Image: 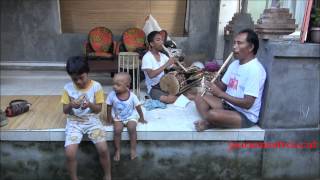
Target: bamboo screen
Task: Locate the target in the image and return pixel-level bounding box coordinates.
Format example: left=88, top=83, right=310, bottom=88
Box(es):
left=60, top=0, right=187, bottom=36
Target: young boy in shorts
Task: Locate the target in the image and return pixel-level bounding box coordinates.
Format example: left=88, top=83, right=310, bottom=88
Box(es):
left=106, top=72, right=147, bottom=161
left=61, top=56, right=111, bottom=180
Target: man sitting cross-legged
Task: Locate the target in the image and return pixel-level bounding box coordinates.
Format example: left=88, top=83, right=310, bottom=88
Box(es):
left=194, top=29, right=266, bottom=131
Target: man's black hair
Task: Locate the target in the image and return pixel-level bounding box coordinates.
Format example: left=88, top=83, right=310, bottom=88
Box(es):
left=66, top=56, right=90, bottom=75
left=147, top=31, right=161, bottom=44
left=239, top=28, right=259, bottom=55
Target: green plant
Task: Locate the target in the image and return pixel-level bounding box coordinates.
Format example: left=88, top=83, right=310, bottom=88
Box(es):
left=311, top=7, right=320, bottom=27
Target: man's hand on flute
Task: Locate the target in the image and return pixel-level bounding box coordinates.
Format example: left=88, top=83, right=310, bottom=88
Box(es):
left=205, top=81, right=224, bottom=98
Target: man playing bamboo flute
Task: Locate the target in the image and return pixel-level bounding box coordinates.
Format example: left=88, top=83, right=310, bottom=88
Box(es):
left=194, top=29, right=266, bottom=130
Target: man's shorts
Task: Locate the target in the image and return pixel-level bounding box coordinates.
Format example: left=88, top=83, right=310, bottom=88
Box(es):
left=149, top=83, right=168, bottom=100
left=222, top=101, right=256, bottom=128
left=65, top=115, right=106, bottom=147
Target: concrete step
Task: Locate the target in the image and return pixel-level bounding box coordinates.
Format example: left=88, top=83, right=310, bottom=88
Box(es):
left=0, top=61, right=66, bottom=71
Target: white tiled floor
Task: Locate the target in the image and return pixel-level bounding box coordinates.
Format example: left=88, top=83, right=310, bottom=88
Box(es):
left=0, top=69, right=265, bottom=141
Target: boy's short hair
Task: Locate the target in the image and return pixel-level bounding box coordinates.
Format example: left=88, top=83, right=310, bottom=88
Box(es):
left=66, top=56, right=90, bottom=75
left=147, top=31, right=161, bottom=44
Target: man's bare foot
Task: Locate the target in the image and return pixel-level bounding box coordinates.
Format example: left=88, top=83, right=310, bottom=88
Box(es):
left=130, top=150, right=137, bottom=160
left=113, top=150, right=120, bottom=161
left=194, top=120, right=210, bottom=132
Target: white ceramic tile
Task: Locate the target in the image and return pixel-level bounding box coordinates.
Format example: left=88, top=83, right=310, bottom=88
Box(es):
left=143, top=102, right=200, bottom=132
left=136, top=122, right=148, bottom=132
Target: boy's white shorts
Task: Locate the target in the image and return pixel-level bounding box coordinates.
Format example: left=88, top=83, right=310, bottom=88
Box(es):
left=64, top=115, right=106, bottom=147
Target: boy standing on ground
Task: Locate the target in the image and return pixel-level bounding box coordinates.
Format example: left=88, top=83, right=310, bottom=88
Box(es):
left=106, top=72, right=147, bottom=161
left=61, top=56, right=111, bottom=180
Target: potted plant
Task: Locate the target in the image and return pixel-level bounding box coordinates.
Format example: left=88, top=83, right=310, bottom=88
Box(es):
left=310, top=7, right=320, bottom=43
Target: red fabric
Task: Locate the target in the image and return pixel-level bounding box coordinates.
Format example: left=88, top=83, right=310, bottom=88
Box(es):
left=89, top=27, right=113, bottom=53
left=123, top=28, right=146, bottom=52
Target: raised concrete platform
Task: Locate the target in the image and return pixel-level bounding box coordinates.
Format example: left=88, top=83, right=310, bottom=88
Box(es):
left=0, top=125, right=264, bottom=141
left=0, top=69, right=265, bottom=142
left=0, top=102, right=264, bottom=141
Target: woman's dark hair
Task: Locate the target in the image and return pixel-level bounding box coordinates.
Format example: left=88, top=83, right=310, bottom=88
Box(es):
left=66, top=56, right=89, bottom=75
left=239, top=28, right=259, bottom=55
left=147, top=31, right=161, bottom=44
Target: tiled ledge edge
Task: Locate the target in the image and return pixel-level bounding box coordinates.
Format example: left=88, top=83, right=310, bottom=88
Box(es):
left=0, top=127, right=265, bottom=141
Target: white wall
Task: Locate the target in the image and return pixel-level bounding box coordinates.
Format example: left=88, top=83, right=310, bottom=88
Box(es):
left=214, top=0, right=238, bottom=60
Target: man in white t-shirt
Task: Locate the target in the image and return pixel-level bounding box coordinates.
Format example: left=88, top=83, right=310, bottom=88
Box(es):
left=141, top=31, right=177, bottom=104
left=194, top=29, right=266, bottom=131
